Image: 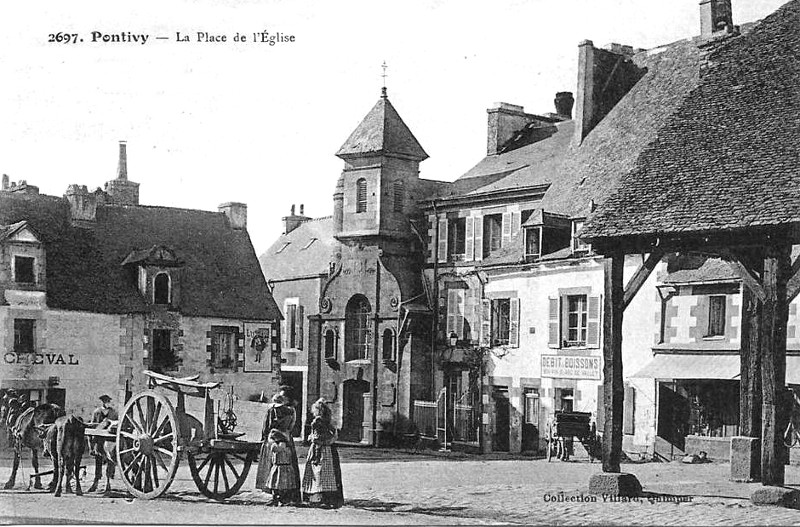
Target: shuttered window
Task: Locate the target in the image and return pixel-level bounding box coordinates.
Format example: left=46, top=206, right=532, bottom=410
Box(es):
left=446, top=289, right=465, bottom=340
left=548, top=294, right=600, bottom=348
left=707, top=295, right=726, bottom=337
left=447, top=218, right=467, bottom=260
left=356, top=178, right=367, bottom=213
left=393, top=181, right=404, bottom=213
left=483, top=214, right=503, bottom=256
left=481, top=297, right=520, bottom=348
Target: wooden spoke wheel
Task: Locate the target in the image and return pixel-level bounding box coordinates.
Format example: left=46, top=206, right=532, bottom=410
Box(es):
left=116, top=390, right=180, bottom=499
left=187, top=449, right=255, bottom=500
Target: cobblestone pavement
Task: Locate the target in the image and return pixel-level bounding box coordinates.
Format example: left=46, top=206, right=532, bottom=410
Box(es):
left=0, top=447, right=798, bottom=525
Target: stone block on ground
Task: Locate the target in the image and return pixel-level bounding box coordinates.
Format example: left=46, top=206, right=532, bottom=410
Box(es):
left=730, top=436, right=760, bottom=482
left=588, top=472, right=642, bottom=497
left=751, top=486, right=800, bottom=509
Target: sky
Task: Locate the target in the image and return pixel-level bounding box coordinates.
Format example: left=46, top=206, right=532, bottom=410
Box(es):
left=0, top=0, right=789, bottom=255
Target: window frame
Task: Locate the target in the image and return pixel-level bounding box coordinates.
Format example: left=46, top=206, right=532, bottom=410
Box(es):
left=13, top=318, right=35, bottom=353
left=345, top=295, right=371, bottom=361
left=491, top=298, right=511, bottom=346
left=523, top=389, right=540, bottom=425
left=356, top=178, right=368, bottom=213
left=152, top=328, right=174, bottom=370
left=447, top=217, right=467, bottom=261
left=565, top=294, right=588, bottom=348
left=381, top=328, right=396, bottom=362
left=483, top=214, right=503, bottom=257
left=211, top=326, right=238, bottom=370
left=323, top=329, right=337, bottom=361
left=572, top=219, right=590, bottom=253
left=286, top=303, right=298, bottom=349
left=13, top=256, right=35, bottom=284
left=706, top=295, right=727, bottom=337
left=154, top=272, right=171, bottom=305
left=524, top=226, right=542, bottom=261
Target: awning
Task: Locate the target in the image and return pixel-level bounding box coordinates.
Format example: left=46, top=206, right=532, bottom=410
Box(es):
left=0, top=379, right=50, bottom=390
left=632, top=354, right=800, bottom=385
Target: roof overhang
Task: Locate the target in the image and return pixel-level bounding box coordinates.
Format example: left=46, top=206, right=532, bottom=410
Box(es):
left=420, top=184, right=549, bottom=210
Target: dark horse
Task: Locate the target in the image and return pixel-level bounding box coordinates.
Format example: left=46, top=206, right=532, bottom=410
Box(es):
left=44, top=415, right=86, bottom=497
left=4, top=403, right=65, bottom=490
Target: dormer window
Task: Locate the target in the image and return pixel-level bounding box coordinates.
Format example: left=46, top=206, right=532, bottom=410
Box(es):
left=524, top=227, right=541, bottom=261
left=356, top=178, right=368, bottom=213
left=14, top=256, right=35, bottom=284
left=154, top=273, right=171, bottom=305
left=572, top=219, right=590, bottom=254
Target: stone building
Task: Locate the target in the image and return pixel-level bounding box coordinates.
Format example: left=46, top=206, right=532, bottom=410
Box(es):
left=0, top=142, right=283, bottom=419
left=261, top=90, right=441, bottom=444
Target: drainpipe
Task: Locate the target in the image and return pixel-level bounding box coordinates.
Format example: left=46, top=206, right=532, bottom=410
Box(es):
left=432, top=201, right=440, bottom=400
left=372, top=259, right=381, bottom=446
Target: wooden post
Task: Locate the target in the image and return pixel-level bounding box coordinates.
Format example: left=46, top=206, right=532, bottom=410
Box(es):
left=739, top=286, right=762, bottom=438
left=602, top=251, right=625, bottom=473
left=760, top=244, right=790, bottom=486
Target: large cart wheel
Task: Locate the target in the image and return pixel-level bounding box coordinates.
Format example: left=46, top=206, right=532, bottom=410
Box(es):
left=187, top=449, right=255, bottom=500
left=117, top=390, right=180, bottom=499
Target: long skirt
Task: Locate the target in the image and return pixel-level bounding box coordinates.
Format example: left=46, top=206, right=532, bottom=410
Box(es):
left=302, top=443, right=343, bottom=508
left=255, top=437, right=300, bottom=501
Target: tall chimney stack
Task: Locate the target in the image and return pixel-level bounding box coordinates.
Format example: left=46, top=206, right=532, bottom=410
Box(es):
left=117, top=140, right=128, bottom=180
left=282, top=203, right=312, bottom=235
left=104, top=140, right=140, bottom=205
left=486, top=103, right=539, bottom=156
left=219, top=202, right=248, bottom=230
left=700, top=0, right=733, bottom=38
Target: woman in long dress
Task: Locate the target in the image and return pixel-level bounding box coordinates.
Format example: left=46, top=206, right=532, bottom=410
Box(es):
left=302, top=398, right=344, bottom=508
left=255, top=393, right=301, bottom=504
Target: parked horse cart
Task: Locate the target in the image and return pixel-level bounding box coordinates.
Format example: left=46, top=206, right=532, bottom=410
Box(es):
left=545, top=411, right=600, bottom=462
left=84, top=370, right=261, bottom=500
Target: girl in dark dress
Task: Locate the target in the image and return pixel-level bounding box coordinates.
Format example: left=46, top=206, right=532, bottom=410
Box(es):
left=255, top=393, right=301, bottom=504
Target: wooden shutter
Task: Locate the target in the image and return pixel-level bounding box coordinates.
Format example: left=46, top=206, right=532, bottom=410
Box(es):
left=509, top=298, right=520, bottom=348
left=596, top=385, right=605, bottom=433
left=501, top=212, right=512, bottom=247
left=446, top=289, right=457, bottom=337
left=474, top=215, right=483, bottom=261
left=438, top=218, right=448, bottom=263
left=548, top=297, right=560, bottom=348
left=623, top=384, right=635, bottom=435
left=587, top=295, right=601, bottom=348
left=480, top=299, right=492, bottom=347
left=511, top=211, right=521, bottom=237
left=281, top=311, right=288, bottom=350
left=296, top=305, right=305, bottom=350
left=465, top=216, right=475, bottom=261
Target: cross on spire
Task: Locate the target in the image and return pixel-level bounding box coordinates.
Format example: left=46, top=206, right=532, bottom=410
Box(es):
left=381, top=61, right=388, bottom=98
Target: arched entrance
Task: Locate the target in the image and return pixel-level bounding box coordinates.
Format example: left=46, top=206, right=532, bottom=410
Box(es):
left=341, top=379, right=370, bottom=442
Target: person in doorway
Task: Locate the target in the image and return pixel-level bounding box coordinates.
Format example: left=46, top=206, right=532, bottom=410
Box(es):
left=302, top=398, right=344, bottom=508
left=255, top=391, right=300, bottom=504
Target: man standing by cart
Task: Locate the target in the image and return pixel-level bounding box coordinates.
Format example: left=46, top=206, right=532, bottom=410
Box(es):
left=88, top=394, right=118, bottom=494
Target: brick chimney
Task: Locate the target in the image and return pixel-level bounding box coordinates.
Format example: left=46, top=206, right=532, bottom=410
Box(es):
left=554, top=92, right=575, bottom=120
left=219, top=202, right=248, bottom=230
left=104, top=141, right=140, bottom=205
left=487, top=103, right=541, bottom=156
left=700, top=0, right=733, bottom=37
left=65, top=184, right=97, bottom=226
left=282, top=203, right=311, bottom=235
left=574, top=40, right=645, bottom=145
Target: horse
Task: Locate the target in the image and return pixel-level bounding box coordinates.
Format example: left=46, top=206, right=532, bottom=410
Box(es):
left=3, top=403, right=65, bottom=490
left=44, top=415, right=85, bottom=497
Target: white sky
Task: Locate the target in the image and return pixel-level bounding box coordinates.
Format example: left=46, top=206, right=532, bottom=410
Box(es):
left=0, top=0, right=788, bottom=255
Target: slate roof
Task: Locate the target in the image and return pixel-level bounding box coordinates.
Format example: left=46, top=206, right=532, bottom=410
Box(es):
left=0, top=191, right=281, bottom=320
left=583, top=0, right=800, bottom=239
left=259, top=217, right=334, bottom=281
left=432, top=121, right=574, bottom=200
left=336, top=92, right=428, bottom=161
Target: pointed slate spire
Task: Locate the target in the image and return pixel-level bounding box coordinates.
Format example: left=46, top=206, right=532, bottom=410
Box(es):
left=336, top=91, right=428, bottom=161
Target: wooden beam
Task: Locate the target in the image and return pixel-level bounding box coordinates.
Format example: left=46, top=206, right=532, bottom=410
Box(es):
left=760, top=244, right=791, bottom=487
left=623, top=250, right=665, bottom=310
left=602, top=250, right=625, bottom=473
left=719, top=250, right=766, bottom=302
left=739, top=286, right=762, bottom=442
left=786, top=255, right=800, bottom=302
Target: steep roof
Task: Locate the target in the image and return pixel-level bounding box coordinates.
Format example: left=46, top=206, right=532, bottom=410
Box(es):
left=336, top=92, right=429, bottom=161
left=544, top=38, right=705, bottom=219
left=0, top=191, right=281, bottom=320
left=259, top=217, right=334, bottom=281
left=583, top=0, right=800, bottom=239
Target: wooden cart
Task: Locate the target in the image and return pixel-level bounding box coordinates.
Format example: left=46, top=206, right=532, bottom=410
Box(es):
left=85, top=370, right=261, bottom=500
left=545, top=411, right=599, bottom=462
